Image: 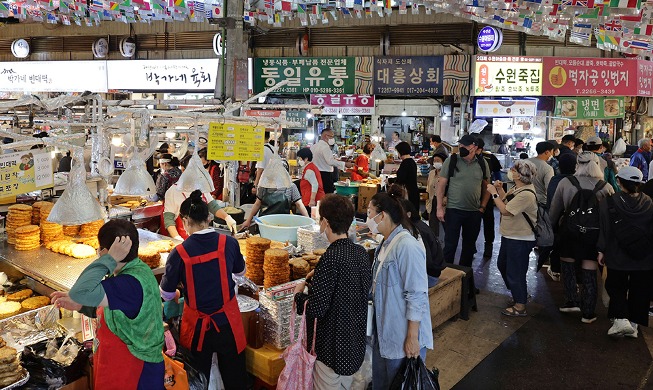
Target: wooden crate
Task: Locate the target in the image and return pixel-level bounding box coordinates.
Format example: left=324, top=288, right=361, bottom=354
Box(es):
left=428, top=267, right=465, bottom=329
left=245, top=344, right=285, bottom=385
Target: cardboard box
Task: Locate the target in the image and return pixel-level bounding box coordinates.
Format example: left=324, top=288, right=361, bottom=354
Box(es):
left=357, top=183, right=380, bottom=214
left=428, top=267, right=465, bottom=329
left=245, top=344, right=285, bottom=385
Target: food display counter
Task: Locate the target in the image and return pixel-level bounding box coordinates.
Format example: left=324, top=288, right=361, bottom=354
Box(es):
left=0, top=229, right=169, bottom=294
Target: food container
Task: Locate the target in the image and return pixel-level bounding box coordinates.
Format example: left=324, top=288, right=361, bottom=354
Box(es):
left=335, top=181, right=360, bottom=196
left=256, top=214, right=315, bottom=246
left=215, top=206, right=246, bottom=225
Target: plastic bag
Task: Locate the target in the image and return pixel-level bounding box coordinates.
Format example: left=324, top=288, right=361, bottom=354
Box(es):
left=350, top=342, right=372, bottom=390
left=613, top=137, right=627, bottom=156
left=468, top=119, right=488, bottom=134
left=164, top=353, right=189, bottom=389
left=171, top=353, right=208, bottom=390
left=21, top=337, right=90, bottom=390
left=389, top=357, right=440, bottom=390
left=370, top=142, right=387, bottom=162
left=259, top=155, right=292, bottom=189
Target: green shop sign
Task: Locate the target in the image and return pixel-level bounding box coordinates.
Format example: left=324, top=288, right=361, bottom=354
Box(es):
left=554, top=97, right=625, bottom=120
left=285, top=111, right=309, bottom=128
left=254, top=57, right=356, bottom=94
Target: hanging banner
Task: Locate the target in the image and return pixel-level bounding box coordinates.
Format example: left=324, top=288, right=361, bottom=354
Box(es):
left=475, top=99, right=538, bottom=117
left=107, top=59, right=219, bottom=92
left=554, top=97, right=625, bottom=120
left=254, top=57, right=355, bottom=94
left=310, top=94, right=375, bottom=115
left=0, top=60, right=107, bottom=93
left=474, top=56, right=543, bottom=96
left=373, top=56, right=444, bottom=96
left=0, top=151, right=53, bottom=197
left=542, top=57, right=636, bottom=96
left=207, top=122, right=266, bottom=161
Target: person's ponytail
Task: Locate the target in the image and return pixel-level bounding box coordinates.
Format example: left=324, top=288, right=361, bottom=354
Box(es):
left=180, top=189, right=210, bottom=224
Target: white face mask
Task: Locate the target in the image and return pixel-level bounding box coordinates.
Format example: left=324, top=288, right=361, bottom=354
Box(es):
left=433, top=162, right=443, bottom=170
left=320, top=220, right=329, bottom=242
left=507, top=170, right=515, bottom=182
left=298, top=159, right=305, bottom=167
left=328, top=138, right=335, bottom=146
left=366, top=212, right=381, bottom=235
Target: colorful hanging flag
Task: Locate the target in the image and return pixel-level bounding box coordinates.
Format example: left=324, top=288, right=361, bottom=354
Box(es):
left=353, top=0, right=362, bottom=10
left=411, top=4, right=419, bottom=14
left=399, top=0, right=406, bottom=13
left=341, top=7, right=351, bottom=17
left=312, top=4, right=320, bottom=14
left=634, top=23, right=653, bottom=35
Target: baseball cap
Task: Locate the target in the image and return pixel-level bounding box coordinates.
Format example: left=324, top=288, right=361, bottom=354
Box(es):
left=586, top=136, right=602, bottom=146
left=475, top=138, right=485, bottom=149
left=458, top=134, right=478, bottom=147
left=616, top=166, right=644, bottom=183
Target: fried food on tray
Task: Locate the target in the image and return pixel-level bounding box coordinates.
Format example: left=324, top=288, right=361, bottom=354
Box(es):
left=6, top=289, right=33, bottom=302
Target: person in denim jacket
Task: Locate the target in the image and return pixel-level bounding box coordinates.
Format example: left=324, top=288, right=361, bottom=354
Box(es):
left=367, top=192, right=433, bottom=389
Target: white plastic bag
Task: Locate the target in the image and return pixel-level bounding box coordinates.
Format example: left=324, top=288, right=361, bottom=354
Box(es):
left=468, top=119, right=489, bottom=134
left=370, top=143, right=386, bottom=163
left=208, top=353, right=225, bottom=390
left=612, top=137, right=627, bottom=156
left=350, top=342, right=372, bottom=390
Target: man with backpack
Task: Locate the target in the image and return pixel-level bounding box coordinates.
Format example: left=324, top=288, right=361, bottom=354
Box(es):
left=475, top=138, right=503, bottom=259
left=436, top=134, right=490, bottom=267
left=586, top=136, right=619, bottom=192
left=527, top=142, right=556, bottom=270
left=548, top=152, right=614, bottom=323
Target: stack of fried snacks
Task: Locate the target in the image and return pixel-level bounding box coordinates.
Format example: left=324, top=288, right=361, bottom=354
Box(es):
left=245, top=237, right=271, bottom=285
left=263, top=248, right=290, bottom=289
left=6, top=204, right=32, bottom=245
left=14, top=225, right=40, bottom=251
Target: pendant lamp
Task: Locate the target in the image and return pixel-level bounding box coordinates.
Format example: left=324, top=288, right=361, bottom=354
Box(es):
left=176, top=152, right=214, bottom=194
left=47, top=151, right=107, bottom=225
left=113, top=149, right=156, bottom=196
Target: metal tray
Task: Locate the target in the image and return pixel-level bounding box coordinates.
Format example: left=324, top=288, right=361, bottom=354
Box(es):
left=0, top=305, right=65, bottom=353
left=0, top=369, right=29, bottom=390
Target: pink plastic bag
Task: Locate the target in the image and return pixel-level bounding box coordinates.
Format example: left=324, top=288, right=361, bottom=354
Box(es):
left=277, top=300, right=317, bottom=390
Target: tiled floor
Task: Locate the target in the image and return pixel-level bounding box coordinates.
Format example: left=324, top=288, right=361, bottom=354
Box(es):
left=425, top=211, right=653, bottom=390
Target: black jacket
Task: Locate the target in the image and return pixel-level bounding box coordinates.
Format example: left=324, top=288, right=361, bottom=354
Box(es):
left=414, top=220, right=444, bottom=278
left=597, top=192, right=653, bottom=271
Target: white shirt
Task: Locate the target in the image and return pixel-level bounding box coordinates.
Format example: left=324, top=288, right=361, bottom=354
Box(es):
left=311, top=140, right=345, bottom=172
left=649, top=160, right=653, bottom=181
left=164, top=184, right=214, bottom=218
left=256, top=143, right=275, bottom=170
left=303, top=167, right=319, bottom=193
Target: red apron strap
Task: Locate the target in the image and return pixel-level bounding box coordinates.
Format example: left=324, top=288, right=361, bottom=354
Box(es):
left=216, top=235, right=229, bottom=300
left=176, top=243, right=197, bottom=309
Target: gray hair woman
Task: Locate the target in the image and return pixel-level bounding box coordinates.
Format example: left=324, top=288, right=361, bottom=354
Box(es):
left=549, top=151, right=614, bottom=323
left=486, top=160, right=538, bottom=316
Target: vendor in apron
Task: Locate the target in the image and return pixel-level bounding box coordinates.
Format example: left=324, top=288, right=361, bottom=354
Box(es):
left=241, top=185, right=310, bottom=228
left=162, top=183, right=237, bottom=240
left=160, top=190, right=247, bottom=389
left=51, top=220, right=165, bottom=389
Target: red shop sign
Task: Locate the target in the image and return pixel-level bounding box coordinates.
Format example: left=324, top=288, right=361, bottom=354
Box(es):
left=637, top=60, right=653, bottom=97
left=243, top=109, right=284, bottom=118
left=310, top=94, right=375, bottom=115
left=542, top=57, right=639, bottom=96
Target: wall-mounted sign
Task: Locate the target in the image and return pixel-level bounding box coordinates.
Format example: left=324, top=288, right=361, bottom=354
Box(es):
left=0, top=60, right=107, bottom=92
left=207, top=122, right=267, bottom=161
left=475, top=99, right=538, bottom=117
left=242, top=109, right=286, bottom=120
left=119, top=37, right=136, bottom=58
left=11, top=39, right=30, bottom=59
left=213, top=33, right=223, bottom=56
left=543, top=57, right=636, bottom=96
left=92, top=38, right=109, bottom=59
left=554, top=97, right=625, bottom=120
left=492, top=117, right=536, bottom=134
left=297, top=34, right=309, bottom=57
left=374, top=56, right=444, bottom=96
left=474, top=56, right=543, bottom=96
left=637, top=60, right=653, bottom=97
left=477, top=26, right=503, bottom=52
left=0, top=151, right=53, bottom=197
left=253, top=57, right=355, bottom=94
left=106, top=59, right=218, bottom=92
left=285, top=111, right=308, bottom=128
left=310, top=94, right=375, bottom=115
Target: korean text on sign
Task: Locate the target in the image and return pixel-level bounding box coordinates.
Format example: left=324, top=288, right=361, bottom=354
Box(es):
left=207, top=123, right=266, bottom=162
left=254, top=57, right=355, bottom=94
left=474, top=57, right=544, bottom=96
left=0, top=151, right=53, bottom=197
left=373, top=56, right=444, bottom=96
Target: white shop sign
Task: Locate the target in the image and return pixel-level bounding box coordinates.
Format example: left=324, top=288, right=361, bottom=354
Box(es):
left=0, top=60, right=107, bottom=93
left=106, top=59, right=219, bottom=91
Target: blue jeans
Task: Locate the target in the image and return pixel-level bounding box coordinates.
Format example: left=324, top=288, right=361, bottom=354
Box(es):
left=372, top=338, right=427, bottom=390
left=496, top=236, right=535, bottom=305
left=428, top=276, right=439, bottom=288
left=443, top=208, right=482, bottom=266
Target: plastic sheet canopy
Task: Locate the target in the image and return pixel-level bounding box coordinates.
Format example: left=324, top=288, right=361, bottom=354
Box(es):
left=113, top=153, right=156, bottom=196
left=47, top=153, right=106, bottom=225
left=176, top=152, right=214, bottom=194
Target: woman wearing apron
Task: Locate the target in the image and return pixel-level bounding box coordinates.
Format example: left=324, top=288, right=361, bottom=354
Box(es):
left=160, top=190, right=247, bottom=388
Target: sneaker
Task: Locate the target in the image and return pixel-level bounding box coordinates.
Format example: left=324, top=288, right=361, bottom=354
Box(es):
left=625, top=323, right=639, bottom=338
left=547, top=268, right=561, bottom=282
left=581, top=316, right=597, bottom=324
left=559, top=302, right=581, bottom=313
left=608, top=318, right=636, bottom=337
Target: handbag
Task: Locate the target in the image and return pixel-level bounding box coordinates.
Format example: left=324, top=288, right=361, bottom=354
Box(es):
left=163, top=353, right=189, bottom=390
left=277, top=300, right=318, bottom=390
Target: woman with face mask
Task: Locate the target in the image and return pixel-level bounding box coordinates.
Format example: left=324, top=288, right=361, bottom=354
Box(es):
left=351, top=142, right=375, bottom=181
left=367, top=192, right=433, bottom=389
left=426, top=153, right=447, bottom=240
left=293, top=194, right=371, bottom=389
left=297, top=147, right=325, bottom=208
left=486, top=160, right=538, bottom=317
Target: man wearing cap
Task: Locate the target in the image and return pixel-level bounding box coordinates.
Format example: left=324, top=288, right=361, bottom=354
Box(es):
left=311, top=128, right=353, bottom=194
left=430, top=135, right=449, bottom=158
left=586, top=136, right=619, bottom=192
left=436, top=134, right=490, bottom=267
left=475, top=138, right=503, bottom=258
left=629, top=138, right=651, bottom=180
left=527, top=142, right=556, bottom=205
left=558, top=134, right=578, bottom=170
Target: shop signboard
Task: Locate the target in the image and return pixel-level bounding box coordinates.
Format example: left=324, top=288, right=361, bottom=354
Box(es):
left=310, top=94, right=375, bottom=115
left=285, top=111, right=309, bottom=128
left=0, top=60, right=107, bottom=93
left=207, top=122, right=267, bottom=161
left=542, top=57, right=636, bottom=96
left=477, top=26, right=503, bottom=52
left=474, top=56, right=543, bottom=96
left=475, top=99, right=538, bottom=117
left=373, top=56, right=444, bottom=96
left=554, top=97, right=625, bottom=120
left=107, top=59, right=219, bottom=92
left=637, top=60, right=653, bottom=97
left=253, top=57, right=355, bottom=94
left=0, top=151, right=53, bottom=197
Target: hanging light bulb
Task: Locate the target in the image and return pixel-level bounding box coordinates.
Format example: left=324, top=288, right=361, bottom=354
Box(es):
left=305, top=132, right=315, bottom=141
left=337, top=113, right=343, bottom=119
left=306, top=113, right=313, bottom=119
left=165, top=131, right=176, bottom=139
left=401, top=110, right=407, bottom=117
left=177, top=152, right=215, bottom=194
left=111, top=135, right=122, bottom=147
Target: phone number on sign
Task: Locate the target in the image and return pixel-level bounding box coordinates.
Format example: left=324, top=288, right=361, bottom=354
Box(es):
left=577, top=89, right=617, bottom=95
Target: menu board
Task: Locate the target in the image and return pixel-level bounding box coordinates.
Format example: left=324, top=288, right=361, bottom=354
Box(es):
left=554, top=97, right=625, bottom=120
left=0, top=151, right=53, bottom=196
left=207, top=122, right=266, bottom=161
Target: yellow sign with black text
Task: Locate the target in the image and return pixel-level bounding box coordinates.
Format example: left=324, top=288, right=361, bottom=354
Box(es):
left=0, top=150, right=53, bottom=197
left=207, top=122, right=266, bottom=161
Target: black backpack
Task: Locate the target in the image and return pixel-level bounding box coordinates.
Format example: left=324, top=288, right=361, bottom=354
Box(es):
left=561, top=176, right=606, bottom=243
left=606, top=195, right=653, bottom=260
left=444, top=153, right=488, bottom=195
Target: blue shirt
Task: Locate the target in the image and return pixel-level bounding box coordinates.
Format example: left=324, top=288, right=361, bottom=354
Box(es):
left=630, top=150, right=650, bottom=179
left=372, top=225, right=433, bottom=359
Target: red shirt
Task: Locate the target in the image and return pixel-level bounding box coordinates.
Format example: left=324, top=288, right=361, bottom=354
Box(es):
left=351, top=154, right=369, bottom=181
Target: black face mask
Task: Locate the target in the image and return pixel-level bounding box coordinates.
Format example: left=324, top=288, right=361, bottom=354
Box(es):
left=459, top=147, right=470, bottom=158
left=204, top=163, right=210, bottom=169
left=269, top=140, right=276, bottom=147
